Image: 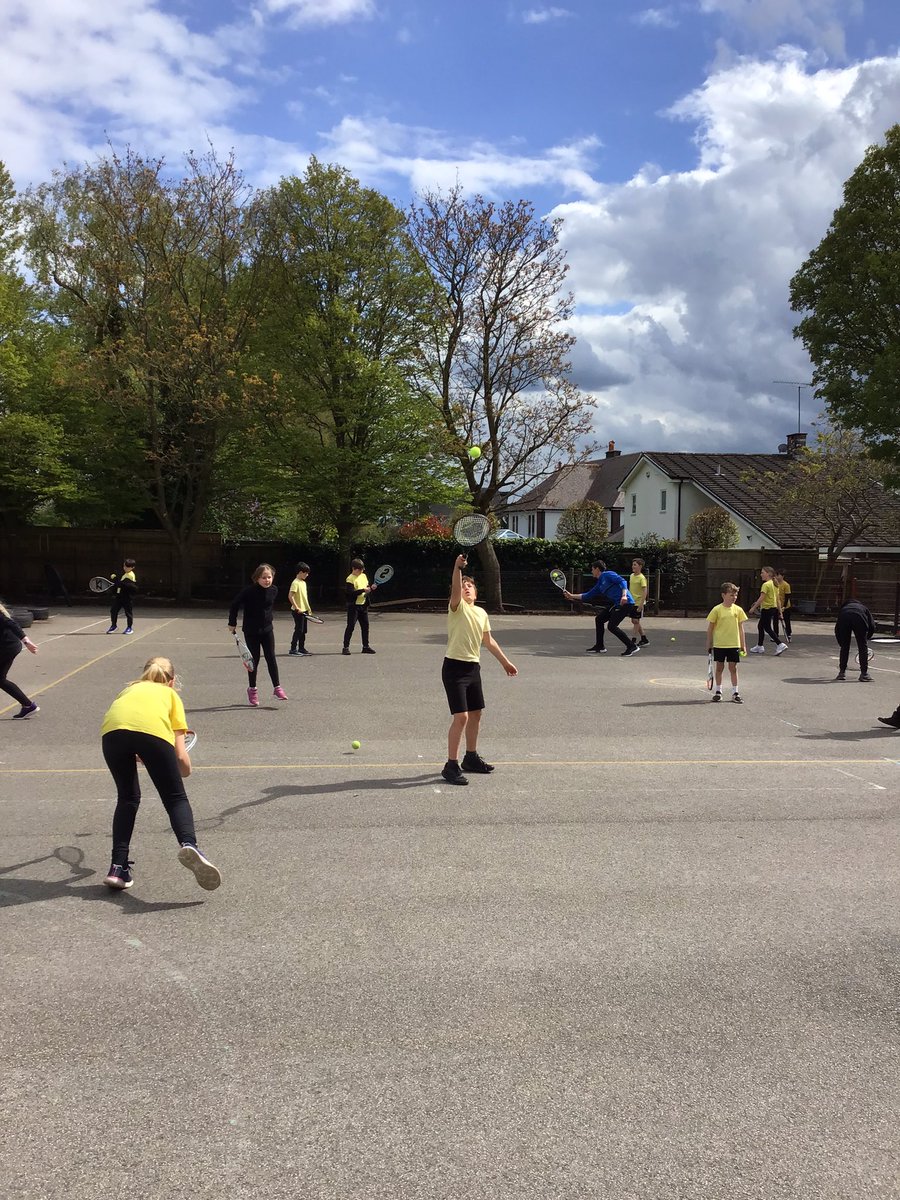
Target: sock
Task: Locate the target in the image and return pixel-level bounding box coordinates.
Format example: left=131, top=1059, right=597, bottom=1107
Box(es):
left=714, top=686, right=722, bottom=694
left=732, top=686, right=739, bottom=694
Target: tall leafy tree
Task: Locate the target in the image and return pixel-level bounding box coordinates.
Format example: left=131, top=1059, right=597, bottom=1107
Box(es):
left=408, top=185, right=597, bottom=608
left=791, top=124, right=900, bottom=480
left=25, top=149, right=271, bottom=597
left=257, top=159, right=458, bottom=575
left=684, top=506, right=739, bottom=550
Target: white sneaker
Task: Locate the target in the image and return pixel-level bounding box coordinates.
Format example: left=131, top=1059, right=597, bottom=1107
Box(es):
left=775, top=642, right=788, bottom=655
left=177, top=844, right=222, bottom=891
left=749, top=645, right=765, bottom=654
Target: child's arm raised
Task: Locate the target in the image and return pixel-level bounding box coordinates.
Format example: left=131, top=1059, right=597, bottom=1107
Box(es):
left=449, top=555, right=466, bottom=611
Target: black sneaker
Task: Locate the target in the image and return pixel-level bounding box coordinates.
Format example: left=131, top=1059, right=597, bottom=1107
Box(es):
left=104, top=861, right=134, bottom=889
left=711, top=692, right=722, bottom=702
left=361, top=646, right=376, bottom=654
left=177, top=844, right=222, bottom=891
left=342, top=647, right=351, bottom=656
left=622, top=643, right=640, bottom=656
left=461, top=751, right=494, bottom=774
left=585, top=645, right=603, bottom=653
left=835, top=671, right=845, bottom=681
left=859, top=673, right=873, bottom=682
left=298, top=650, right=312, bottom=657
left=289, top=649, right=300, bottom=656
left=12, top=702, right=39, bottom=719
left=732, top=693, right=743, bottom=703
left=639, top=636, right=650, bottom=646
left=441, top=761, right=469, bottom=786
left=877, top=715, right=900, bottom=729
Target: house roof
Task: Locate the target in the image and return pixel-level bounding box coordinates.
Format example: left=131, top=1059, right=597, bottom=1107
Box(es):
left=631, top=452, right=900, bottom=549
left=504, top=453, right=643, bottom=513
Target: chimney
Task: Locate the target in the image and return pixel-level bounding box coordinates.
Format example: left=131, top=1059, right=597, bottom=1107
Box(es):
left=784, top=432, right=807, bottom=458
left=605, top=440, right=621, bottom=458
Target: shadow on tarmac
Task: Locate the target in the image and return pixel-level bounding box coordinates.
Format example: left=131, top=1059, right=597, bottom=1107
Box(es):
left=195, top=772, right=439, bottom=832
left=0, top=846, right=203, bottom=912
left=796, top=729, right=898, bottom=742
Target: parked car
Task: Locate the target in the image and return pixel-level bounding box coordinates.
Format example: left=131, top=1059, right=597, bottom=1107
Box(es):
left=494, top=528, right=526, bottom=540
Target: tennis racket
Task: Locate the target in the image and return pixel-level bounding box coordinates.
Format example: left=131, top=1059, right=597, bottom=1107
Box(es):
left=453, top=514, right=491, bottom=559
left=305, top=613, right=324, bottom=625
left=372, top=564, right=394, bottom=588
left=89, top=576, right=114, bottom=593
left=706, top=652, right=714, bottom=690
left=856, top=647, right=874, bottom=666
left=550, top=568, right=567, bottom=591
left=183, top=730, right=197, bottom=753
left=234, top=633, right=255, bottom=672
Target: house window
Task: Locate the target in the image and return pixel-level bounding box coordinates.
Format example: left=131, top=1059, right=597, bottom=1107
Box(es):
left=631, top=494, right=636, bottom=515
left=660, top=489, right=667, bottom=513
left=527, top=514, right=536, bottom=537
left=610, top=508, right=621, bottom=532
left=511, top=515, right=519, bottom=533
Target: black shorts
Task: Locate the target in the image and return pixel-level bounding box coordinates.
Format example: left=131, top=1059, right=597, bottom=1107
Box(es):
left=631, top=605, right=644, bottom=619
left=442, top=658, right=485, bottom=715
left=713, top=647, right=740, bottom=663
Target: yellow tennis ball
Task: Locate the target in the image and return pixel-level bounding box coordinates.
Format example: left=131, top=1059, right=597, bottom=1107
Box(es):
left=351, top=740, right=361, bottom=750
left=468, top=446, right=481, bottom=461
left=670, top=637, right=676, bottom=641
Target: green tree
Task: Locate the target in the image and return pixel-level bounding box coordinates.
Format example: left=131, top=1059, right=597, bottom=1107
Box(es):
left=684, top=506, right=740, bottom=549
left=556, top=500, right=609, bottom=542
left=256, top=160, right=459, bottom=579
left=25, top=149, right=272, bottom=598
left=408, top=185, right=597, bottom=609
left=790, top=124, right=900, bottom=479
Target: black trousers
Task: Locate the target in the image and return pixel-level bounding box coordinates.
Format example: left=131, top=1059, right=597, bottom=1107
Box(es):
left=109, top=594, right=133, bottom=627
left=102, top=730, right=196, bottom=863
left=244, top=629, right=279, bottom=688
left=606, top=602, right=637, bottom=648
left=775, top=607, right=792, bottom=640
left=344, top=605, right=370, bottom=649
left=0, top=651, right=30, bottom=706
left=835, top=615, right=869, bottom=673
left=756, top=609, right=780, bottom=645
left=290, top=611, right=308, bottom=653
left=592, top=606, right=610, bottom=649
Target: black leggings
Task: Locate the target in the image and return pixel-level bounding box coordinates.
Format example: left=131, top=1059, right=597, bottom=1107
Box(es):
left=835, top=616, right=869, bottom=673
left=0, top=651, right=30, bottom=707
left=109, top=595, right=133, bottom=627
left=244, top=629, right=279, bottom=688
left=290, top=612, right=308, bottom=653
left=102, top=730, right=196, bottom=863
left=606, top=603, right=637, bottom=648
left=756, top=610, right=780, bottom=646
left=344, top=606, right=370, bottom=649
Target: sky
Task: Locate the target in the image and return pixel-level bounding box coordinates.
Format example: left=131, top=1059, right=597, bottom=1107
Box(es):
left=2, top=0, right=899, bottom=455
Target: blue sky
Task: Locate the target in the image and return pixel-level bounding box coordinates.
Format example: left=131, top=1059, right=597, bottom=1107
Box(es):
left=2, top=0, right=899, bottom=454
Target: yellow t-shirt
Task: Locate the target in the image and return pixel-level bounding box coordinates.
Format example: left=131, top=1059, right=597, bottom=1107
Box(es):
left=629, top=573, right=648, bottom=606
left=289, top=578, right=310, bottom=613
left=706, top=603, right=748, bottom=649
left=777, top=580, right=791, bottom=609
left=347, top=572, right=369, bottom=605
left=100, top=680, right=188, bottom=745
left=760, top=579, right=777, bottom=610
left=446, top=601, right=491, bottom=662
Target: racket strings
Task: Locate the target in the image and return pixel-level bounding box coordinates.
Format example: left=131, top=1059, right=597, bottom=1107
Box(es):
left=453, top=514, right=490, bottom=546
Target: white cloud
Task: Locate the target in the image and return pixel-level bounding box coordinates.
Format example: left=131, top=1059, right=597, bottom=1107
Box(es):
left=699, top=0, right=864, bottom=58
left=552, top=50, right=900, bottom=451
left=258, top=0, right=376, bottom=26
left=521, top=7, right=573, bottom=25
left=634, top=8, right=679, bottom=29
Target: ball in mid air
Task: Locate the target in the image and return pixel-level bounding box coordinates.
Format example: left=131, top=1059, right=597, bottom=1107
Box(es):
left=468, top=446, right=482, bottom=461
left=351, top=740, right=361, bottom=750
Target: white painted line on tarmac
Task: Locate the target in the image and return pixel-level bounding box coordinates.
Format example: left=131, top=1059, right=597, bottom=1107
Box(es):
left=831, top=766, right=887, bottom=791
left=35, top=618, right=109, bottom=643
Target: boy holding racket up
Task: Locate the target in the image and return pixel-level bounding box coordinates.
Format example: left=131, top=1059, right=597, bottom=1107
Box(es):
left=706, top=582, right=748, bottom=703
left=440, top=554, right=517, bottom=786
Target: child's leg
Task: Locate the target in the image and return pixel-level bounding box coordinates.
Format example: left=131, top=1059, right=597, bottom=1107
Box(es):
left=358, top=608, right=371, bottom=649
left=464, top=708, right=482, bottom=752
left=783, top=609, right=792, bottom=639
left=728, top=662, right=739, bottom=689
left=855, top=631, right=868, bottom=674
left=297, top=613, right=308, bottom=652
left=343, top=607, right=358, bottom=648
left=756, top=615, right=765, bottom=646
left=122, top=595, right=134, bottom=629
left=714, top=662, right=725, bottom=687
left=448, top=711, right=468, bottom=761
left=109, top=597, right=120, bottom=628
left=244, top=631, right=262, bottom=687
left=593, top=611, right=606, bottom=649
left=260, top=630, right=280, bottom=686
left=102, top=731, right=143, bottom=863
left=836, top=630, right=851, bottom=673
left=137, top=733, right=197, bottom=847
left=0, top=654, right=31, bottom=706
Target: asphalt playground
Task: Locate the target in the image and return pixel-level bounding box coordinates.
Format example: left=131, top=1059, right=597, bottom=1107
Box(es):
left=1, top=606, right=898, bottom=1199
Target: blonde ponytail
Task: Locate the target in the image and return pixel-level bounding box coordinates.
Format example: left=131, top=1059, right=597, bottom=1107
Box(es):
left=0, top=601, right=9, bottom=619
left=132, top=656, right=177, bottom=687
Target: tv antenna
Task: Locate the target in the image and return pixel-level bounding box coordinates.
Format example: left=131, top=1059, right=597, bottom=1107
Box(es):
left=773, top=381, right=814, bottom=434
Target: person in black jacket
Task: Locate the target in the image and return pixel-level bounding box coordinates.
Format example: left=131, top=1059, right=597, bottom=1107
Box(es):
left=228, top=564, right=287, bottom=706
left=834, top=598, right=876, bottom=681
left=0, top=602, right=40, bottom=718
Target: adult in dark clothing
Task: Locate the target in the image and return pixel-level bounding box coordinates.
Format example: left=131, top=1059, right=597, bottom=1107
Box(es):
left=0, top=603, right=40, bottom=717
left=228, top=563, right=287, bottom=706
left=834, top=598, right=875, bottom=681
left=564, top=561, right=640, bottom=656
left=878, top=705, right=900, bottom=730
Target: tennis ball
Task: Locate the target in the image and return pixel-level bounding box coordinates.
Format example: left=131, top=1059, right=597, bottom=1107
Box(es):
left=351, top=740, right=361, bottom=750
left=468, top=446, right=481, bottom=461
left=670, top=637, right=676, bottom=641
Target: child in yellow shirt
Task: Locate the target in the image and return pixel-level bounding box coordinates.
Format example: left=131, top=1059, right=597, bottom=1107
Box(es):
left=706, top=582, right=748, bottom=703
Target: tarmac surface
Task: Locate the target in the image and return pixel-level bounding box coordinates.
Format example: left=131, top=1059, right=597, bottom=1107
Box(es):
left=1, top=606, right=898, bottom=1199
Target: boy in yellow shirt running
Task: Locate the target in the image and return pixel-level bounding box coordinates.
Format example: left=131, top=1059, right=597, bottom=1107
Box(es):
left=706, top=582, right=748, bottom=703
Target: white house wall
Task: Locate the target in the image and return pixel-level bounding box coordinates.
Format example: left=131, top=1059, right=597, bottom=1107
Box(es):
left=622, top=467, right=777, bottom=548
